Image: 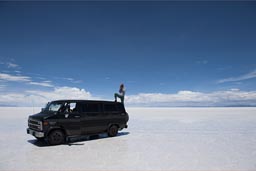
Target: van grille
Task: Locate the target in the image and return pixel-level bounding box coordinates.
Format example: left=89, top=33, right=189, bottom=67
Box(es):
left=28, top=118, right=42, bottom=131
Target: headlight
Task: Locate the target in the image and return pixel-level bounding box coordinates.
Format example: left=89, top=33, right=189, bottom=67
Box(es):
left=43, top=121, right=49, bottom=126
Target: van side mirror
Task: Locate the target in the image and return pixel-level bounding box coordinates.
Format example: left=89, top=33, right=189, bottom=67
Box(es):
left=41, top=108, right=45, bottom=112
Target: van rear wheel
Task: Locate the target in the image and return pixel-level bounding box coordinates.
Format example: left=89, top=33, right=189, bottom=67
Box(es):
left=108, top=125, right=118, bottom=137
left=47, top=130, right=65, bottom=145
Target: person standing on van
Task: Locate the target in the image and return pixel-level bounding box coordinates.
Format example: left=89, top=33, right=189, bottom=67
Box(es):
left=114, top=84, right=125, bottom=104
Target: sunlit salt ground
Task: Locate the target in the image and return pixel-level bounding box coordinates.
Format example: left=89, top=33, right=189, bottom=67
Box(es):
left=0, top=107, right=256, bottom=171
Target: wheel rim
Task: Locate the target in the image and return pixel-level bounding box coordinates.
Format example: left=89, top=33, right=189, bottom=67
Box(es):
left=50, top=131, right=63, bottom=144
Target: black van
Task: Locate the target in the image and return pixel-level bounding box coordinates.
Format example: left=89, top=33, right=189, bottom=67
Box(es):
left=27, top=100, right=129, bottom=145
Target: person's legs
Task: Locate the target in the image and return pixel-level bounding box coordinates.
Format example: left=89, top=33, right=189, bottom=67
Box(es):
left=120, top=96, right=124, bottom=104
left=114, top=93, right=124, bottom=103
left=114, top=93, right=118, bottom=102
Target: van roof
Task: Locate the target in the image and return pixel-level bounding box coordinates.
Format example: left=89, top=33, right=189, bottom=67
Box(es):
left=51, top=99, right=123, bottom=105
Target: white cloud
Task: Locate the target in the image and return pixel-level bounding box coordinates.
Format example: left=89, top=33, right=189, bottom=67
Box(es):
left=125, top=89, right=256, bottom=107
left=62, top=77, right=82, bottom=84
left=196, top=60, right=208, bottom=65
left=0, top=73, right=56, bottom=87
left=29, top=81, right=54, bottom=87
left=26, top=87, right=92, bottom=101
left=218, top=70, right=256, bottom=83
left=0, top=87, right=93, bottom=107
left=0, top=60, right=19, bottom=68
left=1, top=86, right=256, bottom=107
left=64, top=78, right=74, bottom=81
left=0, top=73, right=31, bottom=82
left=0, top=61, right=60, bottom=88
left=43, top=80, right=52, bottom=83
left=7, top=62, right=19, bottom=68
left=72, top=80, right=82, bottom=84
left=0, top=84, right=6, bottom=90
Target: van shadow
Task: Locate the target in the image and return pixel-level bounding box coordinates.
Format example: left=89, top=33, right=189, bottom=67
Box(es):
left=27, top=132, right=130, bottom=147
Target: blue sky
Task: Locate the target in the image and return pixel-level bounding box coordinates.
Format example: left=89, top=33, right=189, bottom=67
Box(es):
left=0, top=1, right=256, bottom=106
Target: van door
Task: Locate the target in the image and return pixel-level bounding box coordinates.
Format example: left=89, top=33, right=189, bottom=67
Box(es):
left=81, top=102, right=104, bottom=135
left=59, top=102, right=81, bottom=136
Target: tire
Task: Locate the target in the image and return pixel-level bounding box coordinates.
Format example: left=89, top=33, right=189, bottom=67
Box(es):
left=47, top=130, right=65, bottom=145
left=108, top=125, right=118, bottom=137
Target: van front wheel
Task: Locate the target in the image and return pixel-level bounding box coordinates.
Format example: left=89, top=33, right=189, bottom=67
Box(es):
left=108, top=125, right=118, bottom=137
left=47, top=130, right=65, bottom=145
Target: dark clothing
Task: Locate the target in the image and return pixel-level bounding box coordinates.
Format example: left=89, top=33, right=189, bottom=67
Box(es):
left=114, top=87, right=125, bottom=104
left=115, top=93, right=124, bottom=104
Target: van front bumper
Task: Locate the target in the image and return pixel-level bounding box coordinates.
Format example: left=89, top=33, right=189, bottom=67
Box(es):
left=27, top=128, right=45, bottom=138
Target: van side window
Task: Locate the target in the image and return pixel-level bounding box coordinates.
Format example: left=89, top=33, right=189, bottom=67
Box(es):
left=86, top=103, right=101, bottom=113
left=104, top=104, right=118, bottom=112
left=82, top=103, right=101, bottom=116
left=69, top=103, right=76, bottom=112
left=72, top=102, right=83, bottom=113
